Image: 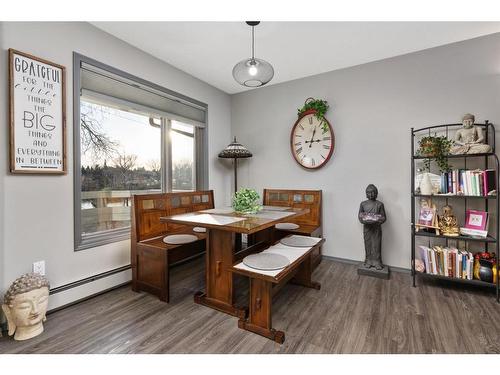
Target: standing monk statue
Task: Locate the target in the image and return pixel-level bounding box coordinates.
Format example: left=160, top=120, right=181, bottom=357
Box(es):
left=358, top=184, right=387, bottom=270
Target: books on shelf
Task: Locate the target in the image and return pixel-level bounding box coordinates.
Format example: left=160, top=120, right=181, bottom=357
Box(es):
left=440, top=169, right=496, bottom=196
left=418, top=245, right=474, bottom=279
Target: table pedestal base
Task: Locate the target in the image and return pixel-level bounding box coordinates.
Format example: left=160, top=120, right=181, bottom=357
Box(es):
left=194, top=291, right=247, bottom=319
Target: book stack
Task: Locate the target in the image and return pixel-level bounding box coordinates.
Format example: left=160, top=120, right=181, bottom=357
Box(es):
left=440, top=169, right=496, bottom=196
left=419, top=245, right=474, bottom=279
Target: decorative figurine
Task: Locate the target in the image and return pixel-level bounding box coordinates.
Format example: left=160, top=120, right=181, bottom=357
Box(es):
left=449, top=113, right=492, bottom=155
left=438, top=204, right=460, bottom=237
left=2, top=273, right=50, bottom=341
left=358, top=184, right=389, bottom=278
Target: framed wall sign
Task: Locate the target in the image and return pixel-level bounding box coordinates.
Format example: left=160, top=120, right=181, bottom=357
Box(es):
left=9, top=49, right=66, bottom=174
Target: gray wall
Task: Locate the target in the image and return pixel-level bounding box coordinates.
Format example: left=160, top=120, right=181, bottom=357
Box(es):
left=0, top=22, right=232, bottom=308
left=231, top=33, right=500, bottom=269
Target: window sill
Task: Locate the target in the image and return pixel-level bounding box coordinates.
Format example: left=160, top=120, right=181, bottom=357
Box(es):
left=75, top=227, right=130, bottom=251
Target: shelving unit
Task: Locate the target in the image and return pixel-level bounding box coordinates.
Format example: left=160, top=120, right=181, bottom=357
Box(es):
left=411, top=122, right=500, bottom=302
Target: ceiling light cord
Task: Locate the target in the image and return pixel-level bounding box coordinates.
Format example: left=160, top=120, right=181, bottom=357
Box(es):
left=251, top=25, right=255, bottom=61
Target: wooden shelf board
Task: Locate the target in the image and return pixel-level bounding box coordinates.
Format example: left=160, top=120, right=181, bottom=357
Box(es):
left=418, top=272, right=497, bottom=288
left=413, top=153, right=495, bottom=160
left=413, top=194, right=496, bottom=199
left=414, top=231, right=497, bottom=243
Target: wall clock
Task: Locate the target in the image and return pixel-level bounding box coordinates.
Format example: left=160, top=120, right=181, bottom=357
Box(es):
left=290, top=109, right=334, bottom=169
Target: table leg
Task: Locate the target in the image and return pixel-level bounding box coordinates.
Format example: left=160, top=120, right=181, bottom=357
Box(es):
left=194, top=228, right=246, bottom=318
left=238, top=278, right=285, bottom=344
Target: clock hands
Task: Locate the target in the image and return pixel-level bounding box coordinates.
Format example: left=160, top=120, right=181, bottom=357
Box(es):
left=308, top=126, right=317, bottom=148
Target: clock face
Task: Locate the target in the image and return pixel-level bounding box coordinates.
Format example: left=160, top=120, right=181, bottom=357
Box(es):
left=291, top=111, right=334, bottom=169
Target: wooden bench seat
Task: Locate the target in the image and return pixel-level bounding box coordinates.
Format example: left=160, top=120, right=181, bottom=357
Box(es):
left=262, top=189, right=323, bottom=268
left=231, top=235, right=325, bottom=343
left=131, top=191, right=214, bottom=302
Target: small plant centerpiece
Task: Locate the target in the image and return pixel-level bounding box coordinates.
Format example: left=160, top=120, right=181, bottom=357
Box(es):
left=417, top=134, right=453, bottom=172
left=297, top=97, right=330, bottom=133
left=232, top=188, right=262, bottom=214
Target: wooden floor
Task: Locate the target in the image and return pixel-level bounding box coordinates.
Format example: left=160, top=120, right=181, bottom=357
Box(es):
left=1, top=258, right=499, bottom=354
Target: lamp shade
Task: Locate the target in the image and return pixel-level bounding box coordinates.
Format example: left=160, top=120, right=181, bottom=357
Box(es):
left=232, top=58, right=274, bottom=87
left=218, top=137, right=253, bottom=159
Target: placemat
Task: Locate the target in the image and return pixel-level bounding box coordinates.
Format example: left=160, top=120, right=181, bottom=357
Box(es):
left=280, top=235, right=320, bottom=247
left=243, top=253, right=290, bottom=270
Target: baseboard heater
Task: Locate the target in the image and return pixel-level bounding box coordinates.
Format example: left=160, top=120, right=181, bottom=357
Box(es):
left=49, top=265, right=132, bottom=295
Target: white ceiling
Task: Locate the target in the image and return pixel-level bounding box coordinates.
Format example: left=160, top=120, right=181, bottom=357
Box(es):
left=92, top=22, right=500, bottom=94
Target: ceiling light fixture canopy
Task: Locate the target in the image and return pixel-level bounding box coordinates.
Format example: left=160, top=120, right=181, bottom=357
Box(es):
left=232, top=21, right=274, bottom=88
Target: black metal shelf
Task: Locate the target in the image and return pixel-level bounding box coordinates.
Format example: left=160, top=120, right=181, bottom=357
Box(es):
left=413, top=152, right=496, bottom=160
left=414, top=230, right=496, bottom=243
left=411, top=122, right=499, bottom=303
left=413, top=194, right=497, bottom=199
left=417, top=272, right=496, bottom=288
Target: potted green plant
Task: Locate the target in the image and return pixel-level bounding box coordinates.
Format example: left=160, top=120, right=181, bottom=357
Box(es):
left=417, top=135, right=453, bottom=172
left=297, top=98, right=330, bottom=133
left=232, top=188, right=262, bottom=214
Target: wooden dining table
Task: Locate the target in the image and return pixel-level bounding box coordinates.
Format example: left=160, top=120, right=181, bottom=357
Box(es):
left=160, top=207, right=309, bottom=317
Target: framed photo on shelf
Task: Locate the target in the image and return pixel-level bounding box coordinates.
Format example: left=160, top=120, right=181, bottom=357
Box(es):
left=465, top=209, right=488, bottom=231
left=9, top=49, right=66, bottom=174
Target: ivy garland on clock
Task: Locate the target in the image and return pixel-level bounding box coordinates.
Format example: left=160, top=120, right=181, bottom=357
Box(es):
left=292, top=98, right=335, bottom=169
left=297, top=98, right=330, bottom=132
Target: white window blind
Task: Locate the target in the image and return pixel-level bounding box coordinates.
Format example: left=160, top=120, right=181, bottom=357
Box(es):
left=80, top=62, right=206, bottom=128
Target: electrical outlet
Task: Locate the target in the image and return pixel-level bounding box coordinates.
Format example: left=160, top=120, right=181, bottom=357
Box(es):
left=33, top=260, right=45, bottom=276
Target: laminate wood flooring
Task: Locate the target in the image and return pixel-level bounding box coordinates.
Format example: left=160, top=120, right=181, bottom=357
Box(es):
left=1, top=258, right=498, bottom=354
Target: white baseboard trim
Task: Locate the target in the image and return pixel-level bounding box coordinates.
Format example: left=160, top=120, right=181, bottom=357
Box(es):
left=48, top=268, right=132, bottom=311
left=321, top=255, right=411, bottom=274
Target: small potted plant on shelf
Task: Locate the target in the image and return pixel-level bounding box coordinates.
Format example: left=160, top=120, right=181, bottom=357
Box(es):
left=417, top=135, right=453, bottom=172
left=232, top=188, right=262, bottom=214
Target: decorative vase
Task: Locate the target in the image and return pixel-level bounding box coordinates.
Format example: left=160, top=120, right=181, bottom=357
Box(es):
left=420, top=173, right=433, bottom=196
left=478, top=259, right=494, bottom=283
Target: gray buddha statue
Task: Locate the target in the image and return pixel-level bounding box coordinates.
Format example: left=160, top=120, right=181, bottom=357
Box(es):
left=358, top=184, right=387, bottom=270
left=449, top=113, right=492, bottom=155
left=2, top=273, right=50, bottom=341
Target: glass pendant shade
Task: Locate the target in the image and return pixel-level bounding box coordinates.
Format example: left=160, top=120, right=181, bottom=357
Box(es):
left=232, top=58, right=274, bottom=87
left=233, top=21, right=274, bottom=87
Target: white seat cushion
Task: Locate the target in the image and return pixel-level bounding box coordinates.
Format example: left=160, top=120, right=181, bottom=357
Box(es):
left=163, top=234, right=198, bottom=245
left=275, top=222, right=300, bottom=230
left=193, top=227, right=207, bottom=233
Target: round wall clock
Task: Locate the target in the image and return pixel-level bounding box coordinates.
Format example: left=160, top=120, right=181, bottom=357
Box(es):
left=290, top=109, right=335, bottom=169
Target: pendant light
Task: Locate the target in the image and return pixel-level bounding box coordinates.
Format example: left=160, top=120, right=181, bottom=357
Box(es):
left=232, top=21, right=274, bottom=87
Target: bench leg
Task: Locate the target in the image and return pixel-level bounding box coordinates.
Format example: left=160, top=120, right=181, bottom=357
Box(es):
left=159, top=251, right=170, bottom=303
left=238, top=278, right=285, bottom=344
left=291, top=254, right=321, bottom=290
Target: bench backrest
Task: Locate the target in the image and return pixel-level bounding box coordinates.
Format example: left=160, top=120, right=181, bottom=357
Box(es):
left=132, top=190, right=214, bottom=242
left=263, top=189, right=321, bottom=227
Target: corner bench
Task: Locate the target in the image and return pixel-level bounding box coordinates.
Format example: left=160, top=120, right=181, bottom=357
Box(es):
left=131, top=190, right=214, bottom=302
left=231, top=235, right=325, bottom=344
left=263, top=189, right=323, bottom=268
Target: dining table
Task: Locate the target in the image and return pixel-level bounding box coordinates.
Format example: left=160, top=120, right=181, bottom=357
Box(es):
left=160, top=206, right=309, bottom=317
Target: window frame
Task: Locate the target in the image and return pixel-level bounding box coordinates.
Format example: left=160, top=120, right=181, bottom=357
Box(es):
left=73, top=53, right=208, bottom=251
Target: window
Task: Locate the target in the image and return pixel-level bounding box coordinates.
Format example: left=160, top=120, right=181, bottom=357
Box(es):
left=171, top=121, right=195, bottom=191
left=74, top=53, right=208, bottom=250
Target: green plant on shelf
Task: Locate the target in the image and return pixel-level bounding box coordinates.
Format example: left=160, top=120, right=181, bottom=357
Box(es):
left=232, top=188, right=262, bottom=214
left=417, top=134, right=453, bottom=172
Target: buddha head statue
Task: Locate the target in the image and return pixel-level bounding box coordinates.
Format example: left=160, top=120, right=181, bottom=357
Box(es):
left=462, top=113, right=475, bottom=129
left=366, top=184, right=378, bottom=200
left=2, top=273, right=50, bottom=341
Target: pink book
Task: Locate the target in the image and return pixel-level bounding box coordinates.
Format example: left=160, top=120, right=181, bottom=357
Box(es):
left=464, top=210, right=488, bottom=231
